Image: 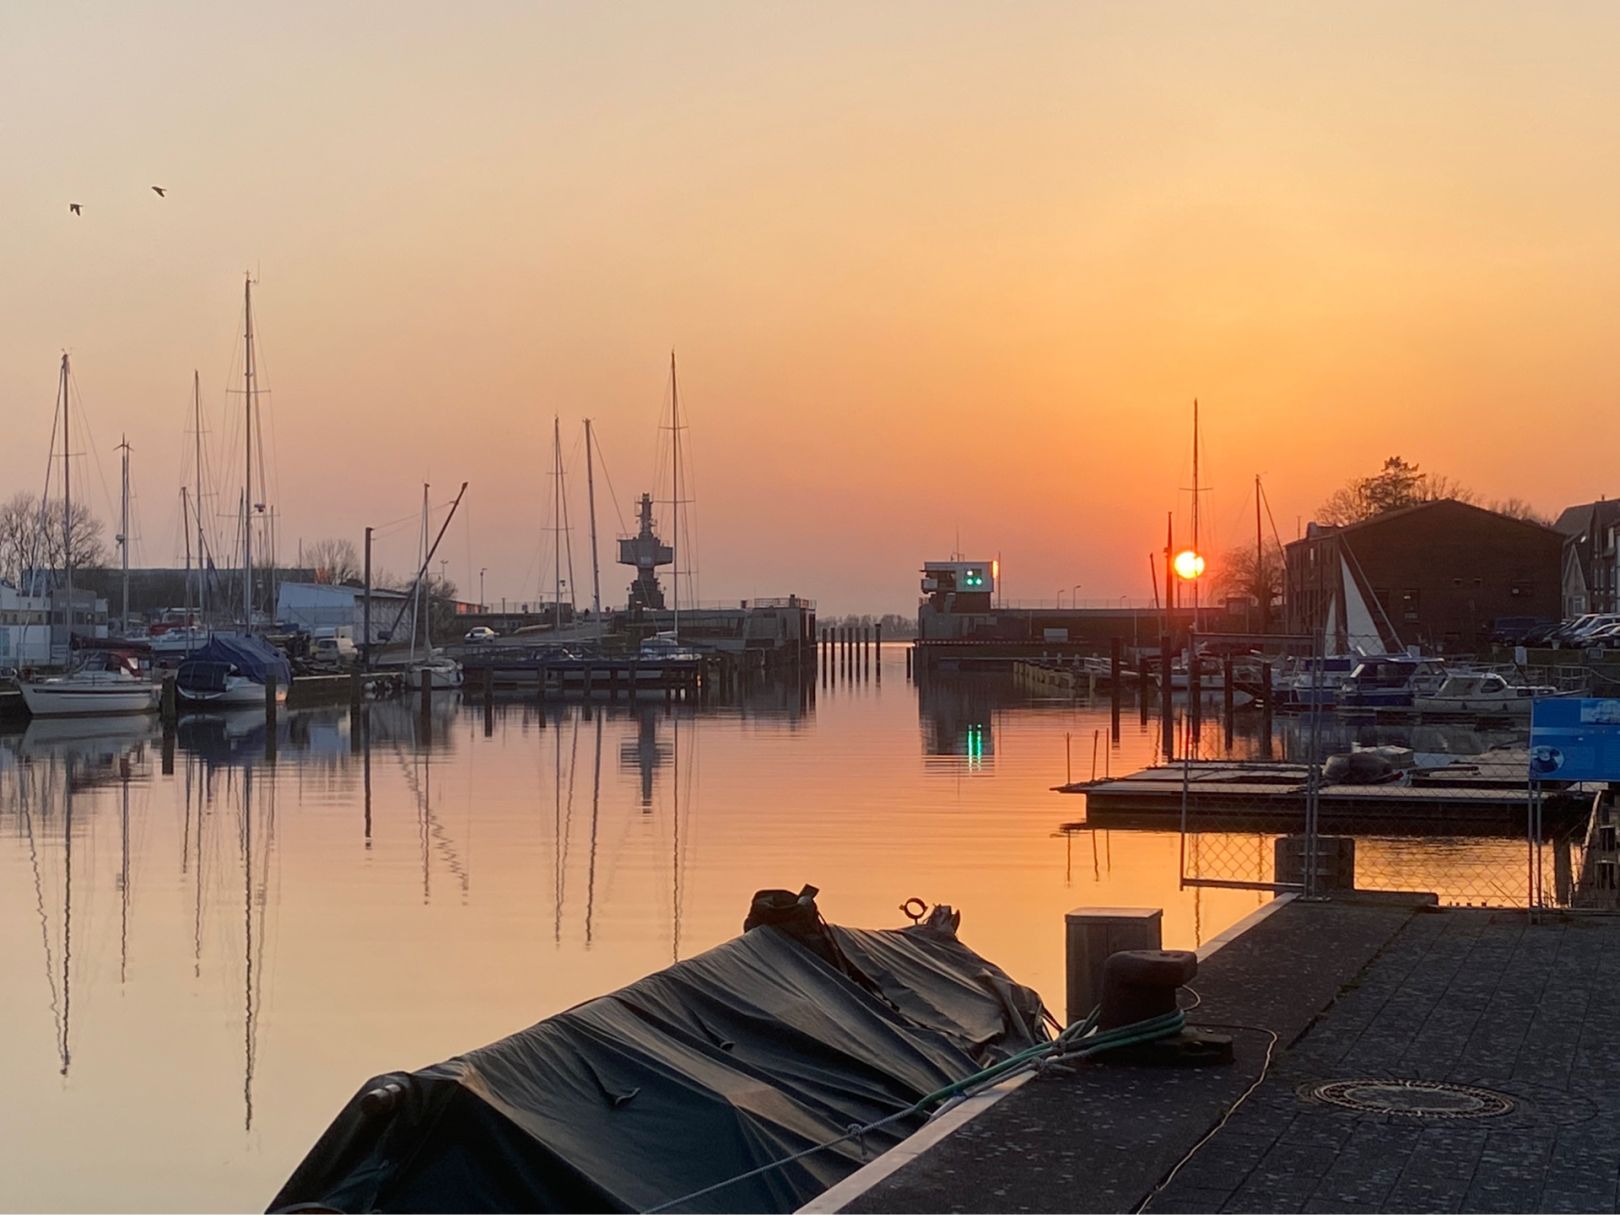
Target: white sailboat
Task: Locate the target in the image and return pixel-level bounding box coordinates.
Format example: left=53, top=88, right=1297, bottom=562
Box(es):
left=19, top=355, right=161, bottom=718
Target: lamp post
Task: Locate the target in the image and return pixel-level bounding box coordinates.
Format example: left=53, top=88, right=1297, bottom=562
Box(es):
left=1072, top=583, right=1083, bottom=609
left=1057, top=589, right=1066, bottom=609
left=480, top=568, right=487, bottom=612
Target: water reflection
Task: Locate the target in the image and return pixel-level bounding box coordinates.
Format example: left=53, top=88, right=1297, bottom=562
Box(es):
left=0, top=654, right=1536, bottom=1212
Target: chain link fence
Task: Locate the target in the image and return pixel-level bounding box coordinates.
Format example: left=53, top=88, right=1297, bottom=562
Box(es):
left=1163, top=636, right=1596, bottom=909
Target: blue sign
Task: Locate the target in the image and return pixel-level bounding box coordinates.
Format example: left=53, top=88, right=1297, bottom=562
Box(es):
left=1529, top=698, right=1620, bottom=782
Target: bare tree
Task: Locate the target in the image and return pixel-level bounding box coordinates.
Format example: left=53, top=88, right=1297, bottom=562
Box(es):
left=1487, top=497, right=1554, bottom=527
left=1211, top=540, right=1286, bottom=628
left=306, top=536, right=362, bottom=584
left=0, top=491, right=106, bottom=585
left=1317, top=457, right=1476, bottom=526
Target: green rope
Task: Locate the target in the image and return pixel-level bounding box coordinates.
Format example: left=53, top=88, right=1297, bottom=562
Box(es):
left=642, top=1006, right=1187, bottom=1214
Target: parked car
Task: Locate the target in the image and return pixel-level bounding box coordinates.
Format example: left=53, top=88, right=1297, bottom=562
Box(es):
left=464, top=626, right=497, bottom=644
left=1520, top=622, right=1561, bottom=647
left=1585, top=622, right=1620, bottom=648
left=1567, top=614, right=1620, bottom=648
left=1488, top=616, right=1550, bottom=646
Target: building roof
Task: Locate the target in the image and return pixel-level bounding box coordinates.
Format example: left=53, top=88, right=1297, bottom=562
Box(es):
left=1290, top=498, right=1561, bottom=549
left=1552, top=498, right=1620, bottom=538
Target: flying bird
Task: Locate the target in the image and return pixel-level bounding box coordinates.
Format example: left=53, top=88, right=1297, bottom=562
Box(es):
left=151, top=186, right=165, bottom=197
left=69, top=203, right=81, bottom=215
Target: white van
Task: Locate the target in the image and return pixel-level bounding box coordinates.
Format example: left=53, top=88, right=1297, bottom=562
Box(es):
left=311, top=635, right=358, bottom=665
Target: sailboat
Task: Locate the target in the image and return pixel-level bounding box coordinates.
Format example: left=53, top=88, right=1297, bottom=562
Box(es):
left=403, top=484, right=465, bottom=691
left=177, top=280, right=292, bottom=709
left=19, top=356, right=161, bottom=718
left=396, top=482, right=469, bottom=691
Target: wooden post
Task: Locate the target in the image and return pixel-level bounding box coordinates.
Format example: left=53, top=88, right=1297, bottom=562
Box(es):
left=1110, top=636, right=1121, bottom=741
left=160, top=674, right=178, bottom=724
left=265, top=675, right=278, bottom=724
left=161, top=724, right=175, bottom=775
left=1223, top=651, right=1235, bottom=750
left=875, top=622, right=882, bottom=682
left=1159, top=630, right=1174, bottom=758
left=420, top=671, right=432, bottom=717
left=1189, top=647, right=1201, bottom=741
left=1065, top=907, right=1162, bottom=1026
left=1137, top=654, right=1149, bottom=725
left=1261, top=661, right=1274, bottom=759
left=905, top=645, right=913, bottom=679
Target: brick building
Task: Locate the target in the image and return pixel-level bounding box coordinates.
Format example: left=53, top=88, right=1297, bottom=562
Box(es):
left=1284, top=500, right=1562, bottom=653
left=1553, top=498, right=1620, bottom=617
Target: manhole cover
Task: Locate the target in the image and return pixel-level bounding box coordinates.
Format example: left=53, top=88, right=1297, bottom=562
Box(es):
left=1305, top=1079, right=1515, bottom=1119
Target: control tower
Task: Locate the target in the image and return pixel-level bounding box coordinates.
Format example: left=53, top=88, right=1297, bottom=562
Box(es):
left=618, top=493, right=673, bottom=612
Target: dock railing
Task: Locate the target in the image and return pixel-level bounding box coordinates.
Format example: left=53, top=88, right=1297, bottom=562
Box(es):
left=1172, top=631, right=1579, bottom=909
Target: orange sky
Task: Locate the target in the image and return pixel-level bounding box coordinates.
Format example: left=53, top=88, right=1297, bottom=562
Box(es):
left=3, top=1, right=1619, bottom=614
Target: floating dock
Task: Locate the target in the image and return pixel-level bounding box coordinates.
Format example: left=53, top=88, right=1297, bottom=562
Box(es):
left=1057, top=756, right=1587, bottom=834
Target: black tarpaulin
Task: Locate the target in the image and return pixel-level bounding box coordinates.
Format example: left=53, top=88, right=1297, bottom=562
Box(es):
left=269, top=917, right=1047, bottom=1214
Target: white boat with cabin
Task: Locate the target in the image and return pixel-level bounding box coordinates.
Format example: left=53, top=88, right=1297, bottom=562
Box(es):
left=20, top=650, right=161, bottom=717
left=1415, top=672, right=1556, bottom=717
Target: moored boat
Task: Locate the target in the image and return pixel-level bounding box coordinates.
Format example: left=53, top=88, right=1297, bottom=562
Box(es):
left=19, top=650, right=161, bottom=718
left=176, top=634, right=292, bottom=707
left=1415, top=672, right=1556, bottom=717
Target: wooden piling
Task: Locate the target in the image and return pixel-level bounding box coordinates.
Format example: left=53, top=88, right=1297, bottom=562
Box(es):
left=1110, top=637, right=1121, bottom=741
left=1159, top=631, right=1173, bottom=758
left=1137, top=654, right=1149, bottom=725
left=875, top=623, right=883, bottom=681
left=265, top=675, right=278, bottom=724
left=161, top=724, right=175, bottom=776
left=1189, top=655, right=1201, bottom=740
left=160, top=674, right=177, bottom=724
left=1223, top=652, right=1235, bottom=750
left=1260, top=661, right=1274, bottom=759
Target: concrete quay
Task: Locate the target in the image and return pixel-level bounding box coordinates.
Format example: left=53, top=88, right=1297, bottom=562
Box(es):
left=813, top=897, right=1620, bottom=1214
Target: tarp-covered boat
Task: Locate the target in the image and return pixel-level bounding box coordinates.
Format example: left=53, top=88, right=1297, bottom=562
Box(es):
left=177, top=634, right=293, bottom=707
left=269, top=889, right=1048, bottom=1214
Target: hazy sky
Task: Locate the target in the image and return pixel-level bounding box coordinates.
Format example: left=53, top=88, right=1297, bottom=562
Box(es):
left=4, top=2, right=1619, bottom=615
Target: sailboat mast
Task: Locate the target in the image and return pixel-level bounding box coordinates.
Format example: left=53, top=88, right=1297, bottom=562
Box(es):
left=243, top=276, right=255, bottom=629
left=584, top=418, right=603, bottom=638
left=552, top=416, right=562, bottom=632
left=194, top=371, right=206, bottom=627
left=1255, top=473, right=1264, bottom=630
left=1190, top=398, right=1200, bottom=618
left=414, top=484, right=428, bottom=660
left=670, top=350, right=680, bottom=640
left=182, top=487, right=193, bottom=634
left=118, top=434, right=131, bottom=635
left=61, top=354, right=73, bottom=650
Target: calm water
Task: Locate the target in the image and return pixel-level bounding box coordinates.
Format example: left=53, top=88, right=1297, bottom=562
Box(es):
left=0, top=651, right=1518, bottom=1212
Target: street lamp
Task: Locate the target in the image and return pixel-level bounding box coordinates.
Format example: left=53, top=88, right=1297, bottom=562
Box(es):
left=1057, top=589, right=1066, bottom=609
left=480, top=567, right=487, bottom=611
left=1072, top=583, right=1083, bottom=608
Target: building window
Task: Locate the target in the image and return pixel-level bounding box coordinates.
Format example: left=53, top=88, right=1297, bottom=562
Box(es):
left=1401, top=589, right=1421, bottom=622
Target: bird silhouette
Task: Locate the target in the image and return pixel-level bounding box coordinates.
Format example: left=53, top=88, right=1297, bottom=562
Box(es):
left=69, top=203, right=81, bottom=215
left=151, top=186, right=165, bottom=197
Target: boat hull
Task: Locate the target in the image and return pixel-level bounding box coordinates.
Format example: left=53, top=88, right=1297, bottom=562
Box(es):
left=403, top=665, right=464, bottom=691
left=177, top=676, right=288, bottom=707
left=19, top=679, right=161, bottom=717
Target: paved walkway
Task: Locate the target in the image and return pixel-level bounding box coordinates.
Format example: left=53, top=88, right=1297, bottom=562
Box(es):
left=842, top=898, right=1426, bottom=1213
left=1151, top=909, right=1620, bottom=1214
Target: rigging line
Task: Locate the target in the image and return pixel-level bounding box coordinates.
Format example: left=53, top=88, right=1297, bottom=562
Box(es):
left=66, top=366, right=121, bottom=544
left=591, top=428, right=631, bottom=538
